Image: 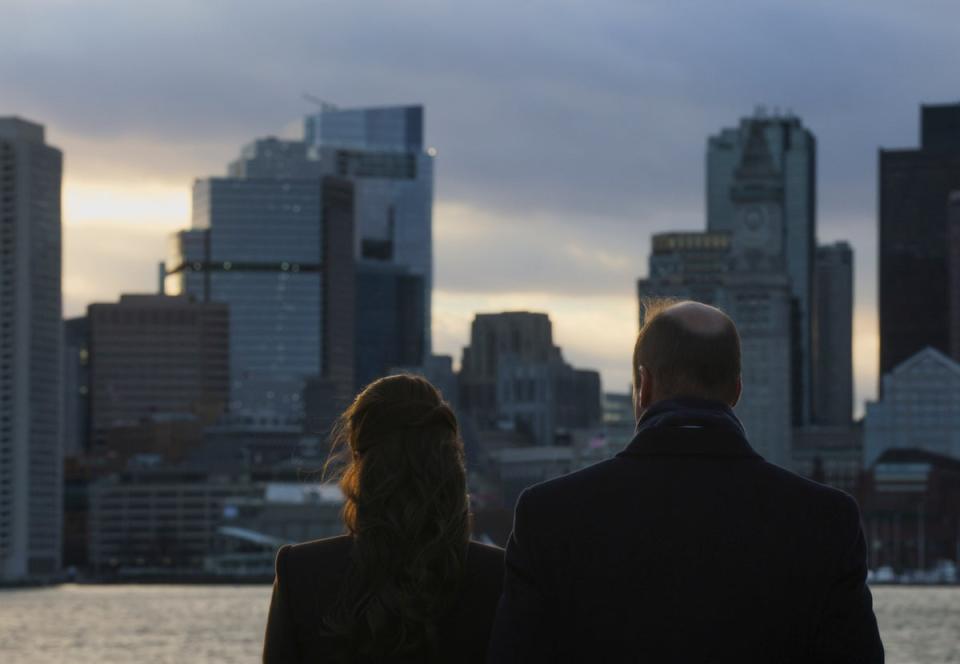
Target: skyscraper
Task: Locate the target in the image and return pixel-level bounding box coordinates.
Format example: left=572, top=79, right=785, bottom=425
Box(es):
left=812, top=242, right=854, bottom=425
left=707, top=110, right=816, bottom=425
left=0, top=118, right=63, bottom=581
left=948, top=191, right=960, bottom=362
left=354, top=261, right=425, bottom=391
left=879, top=103, right=960, bottom=378
left=167, top=152, right=355, bottom=418
left=638, top=122, right=797, bottom=467
left=305, top=105, right=434, bottom=350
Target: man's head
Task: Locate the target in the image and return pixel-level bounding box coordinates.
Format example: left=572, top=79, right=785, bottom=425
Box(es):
left=633, top=299, right=742, bottom=419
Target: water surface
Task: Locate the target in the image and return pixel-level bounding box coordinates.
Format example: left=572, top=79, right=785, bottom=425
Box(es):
left=0, top=585, right=957, bottom=662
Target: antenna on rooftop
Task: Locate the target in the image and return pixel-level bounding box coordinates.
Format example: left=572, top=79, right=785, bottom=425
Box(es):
left=302, top=93, right=338, bottom=111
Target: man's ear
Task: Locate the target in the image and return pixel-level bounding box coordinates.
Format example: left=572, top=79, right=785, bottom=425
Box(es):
left=730, top=375, right=742, bottom=408
left=634, top=365, right=654, bottom=421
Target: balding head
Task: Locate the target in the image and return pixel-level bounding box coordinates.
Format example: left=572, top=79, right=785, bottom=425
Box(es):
left=633, top=299, right=742, bottom=414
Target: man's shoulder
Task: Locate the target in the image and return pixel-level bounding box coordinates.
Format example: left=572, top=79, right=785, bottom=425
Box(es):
left=519, top=453, right=859, bottom=519
left=755, top=458, right=860, bottom=513
left=519, top=457, right=622, bottom=510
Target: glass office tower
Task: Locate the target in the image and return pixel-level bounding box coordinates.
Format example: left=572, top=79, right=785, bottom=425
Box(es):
left=168, top=172, right=354, bottom=419
left=305, top=105, right=433, bottom=351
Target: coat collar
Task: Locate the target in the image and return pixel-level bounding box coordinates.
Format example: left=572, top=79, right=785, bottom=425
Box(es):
left=618, top=397, right=761, bottom=460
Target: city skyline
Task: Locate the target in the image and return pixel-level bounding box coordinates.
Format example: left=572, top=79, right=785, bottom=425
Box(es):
left=4, top=1, right=960, bottom=413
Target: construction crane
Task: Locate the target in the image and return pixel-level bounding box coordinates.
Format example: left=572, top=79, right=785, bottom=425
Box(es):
left=302, top=93, right=338, bottom=111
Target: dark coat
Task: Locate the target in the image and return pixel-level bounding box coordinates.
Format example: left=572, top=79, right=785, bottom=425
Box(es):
left=487, top=398, right=884, bottom=663
left=263, top=535, right=504, bottom=663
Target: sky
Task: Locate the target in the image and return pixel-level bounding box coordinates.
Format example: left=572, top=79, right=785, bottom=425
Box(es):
left=3, top=0, right=959, bottom=415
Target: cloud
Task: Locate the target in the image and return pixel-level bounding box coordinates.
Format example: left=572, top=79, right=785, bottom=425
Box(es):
left=6, top=0, right=958, bottom=408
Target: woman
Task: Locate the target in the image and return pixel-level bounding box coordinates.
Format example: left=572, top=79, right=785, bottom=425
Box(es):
left=263, top=374, right=504, bottom=663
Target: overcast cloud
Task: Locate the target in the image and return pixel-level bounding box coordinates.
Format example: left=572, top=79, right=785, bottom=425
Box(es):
left=3, top=0, right=959, bottom=409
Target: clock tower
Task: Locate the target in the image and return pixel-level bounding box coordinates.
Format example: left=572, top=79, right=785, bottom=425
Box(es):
left=729, top=122, right=785, bottom=273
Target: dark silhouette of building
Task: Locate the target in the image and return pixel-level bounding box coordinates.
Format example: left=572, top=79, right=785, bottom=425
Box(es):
left=879, top=102, right=960, bottom=378
left=861, top=448, right=960, bottom=573
left=812, top=242, right=854, bottom=425
left=459, top=312, right=601, bottom=446
left=949, top=191, right=960, bottom=360
left=354, top=261, right=425, bottom=391
left=63, top=316, right=90, bottom=457
left=87, top=295, right=229, bottom=443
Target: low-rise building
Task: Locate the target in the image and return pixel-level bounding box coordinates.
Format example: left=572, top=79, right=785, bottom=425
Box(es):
left=864, top=347, right=960, bottom=466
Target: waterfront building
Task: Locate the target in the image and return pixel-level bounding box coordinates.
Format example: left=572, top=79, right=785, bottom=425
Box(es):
left=0, top=117, right=63, bottom=581
left=791, top=425, right=863, bottom=495
left=87, top=468, right=260, bottom=575
left=87, top=295, right=229, bottom=442
left=707, top=109, right=817, bottom=425
left=879, top=103, right=960, bottom=377
left=167, top=171, right=355, bottom=419
left=860, top=448, right=960, bottom=573
left=459, top=312, right=602, bottom=447
left=864, top=347, right=960, bottom=466
left=305, top=105, right=434, bottom=349
left=812, top=242, right=854, bottom=425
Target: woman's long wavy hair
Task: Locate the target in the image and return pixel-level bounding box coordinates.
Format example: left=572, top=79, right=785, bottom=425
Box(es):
left=322, top=374, right=470, bottom=662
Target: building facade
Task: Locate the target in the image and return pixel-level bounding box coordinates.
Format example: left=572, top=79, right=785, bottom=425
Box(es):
left=459, top=312, right=602, bottom=447
left=949, top=191, right=960, bottom=361
left=864, top=347, right=960, bottom=466
left=812, top=242, right=854, bottom=425
left=87, top=295, right=229, bottom=439
left=306, top=105, right=434, bottom=350
left=0, top=118, right=63, bottom=581
left=167, top=172, right=355, bottom=419
left=640, top=121, right=796, bottom=467
left=707, top=109, right=817, bottom=425
left=879, top=103, right=960, bottom=378
left=63, top=316, right=90, bottom=458
left=354, top=261, right=425, bottom=391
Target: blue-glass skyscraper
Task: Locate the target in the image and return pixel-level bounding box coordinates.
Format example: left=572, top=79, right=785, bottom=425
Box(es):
left=167, top=138, right=355, bottom=419
left=305, top=105, right=434, bottom=350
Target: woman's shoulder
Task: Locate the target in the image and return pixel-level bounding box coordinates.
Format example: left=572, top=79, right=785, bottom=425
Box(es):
left=277, top=534, right=353, bottom=577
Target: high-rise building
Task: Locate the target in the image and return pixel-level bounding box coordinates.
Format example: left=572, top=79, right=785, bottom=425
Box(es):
left=305, top=105, right=433, bottom=350
left=812, top=242, right=854, bottom=425
left=86, top=295, right=229, bottom=440
left=949, top=191, right=960, bottom=361
left=707, top=110, right=816, bottom=425
left=354, top=261, right=425, bottom=391
left=0, top=117, right=63, bottom=580
left=167, top=168, right=355, bottom=419
left=879, top=103, right=960, bottom=378
left=459, top=312, right=602, bottom=446
left=641, top=121, right=796, bottom=467
left=638, top=232, right=794, bottom=468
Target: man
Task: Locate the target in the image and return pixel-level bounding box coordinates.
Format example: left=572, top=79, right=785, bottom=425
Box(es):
left=487, top=301, right=883, bottom=662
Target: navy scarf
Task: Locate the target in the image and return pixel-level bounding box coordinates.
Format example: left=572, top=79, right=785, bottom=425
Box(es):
left=635, top=397, right=746, bottom=439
